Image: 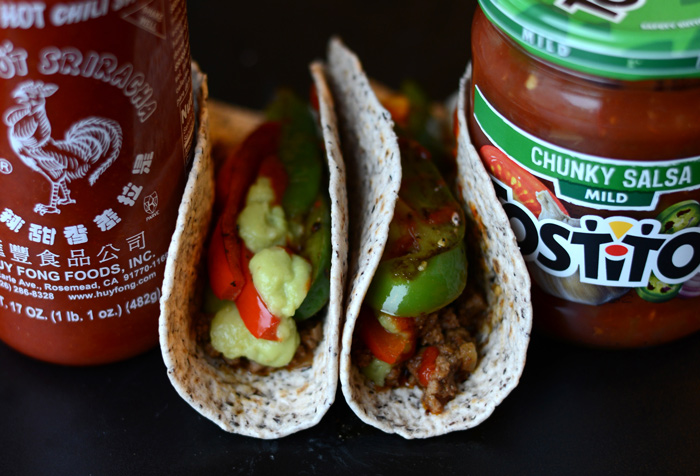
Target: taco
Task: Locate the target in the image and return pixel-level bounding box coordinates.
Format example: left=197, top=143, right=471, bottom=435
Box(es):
left=159, top=63, right=348, bottom=439
left=325, top=38, right=531, bottom=438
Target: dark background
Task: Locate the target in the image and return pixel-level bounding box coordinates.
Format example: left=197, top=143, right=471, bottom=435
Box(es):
left=188, top=0, right=474, bottom=108
left=2, top=1, right=700, bottom=475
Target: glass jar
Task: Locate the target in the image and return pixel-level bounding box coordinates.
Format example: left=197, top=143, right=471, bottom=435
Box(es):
left=468, top=0, right=700, bottom=347
left=0, top=0, right=195, bottom=364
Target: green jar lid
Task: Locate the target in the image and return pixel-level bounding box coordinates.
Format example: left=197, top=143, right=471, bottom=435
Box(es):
left=478, top=0, right=700, bottom=80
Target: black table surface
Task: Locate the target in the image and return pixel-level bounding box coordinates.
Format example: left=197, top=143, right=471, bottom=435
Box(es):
left=3, top=2, right=700, bottom=475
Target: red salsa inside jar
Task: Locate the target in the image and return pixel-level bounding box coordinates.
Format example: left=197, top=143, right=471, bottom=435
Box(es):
left=468, top=0, right=700, bottom=347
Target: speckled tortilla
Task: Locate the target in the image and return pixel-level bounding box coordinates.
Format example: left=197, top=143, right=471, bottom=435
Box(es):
left=158, top=63, right=348, bottom=439
left=327, top=38, right=532, bottom=439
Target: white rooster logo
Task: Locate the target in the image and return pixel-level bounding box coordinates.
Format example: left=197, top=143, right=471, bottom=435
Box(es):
left=3, top=80, right=123, bottom=215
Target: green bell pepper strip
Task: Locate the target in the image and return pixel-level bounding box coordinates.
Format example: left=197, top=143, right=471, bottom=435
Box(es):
left=267, top=90, right=331, bottom=321
left=293, top=193, right=332, bottom=321
left=396, top=81, right=455, bottom=178
left=393, top=138, right=465, bottom=263
left=266, top=90, right=323, bottom=221
left=366, top=241, right=467, bottom=317
left=364, top=137, right=468, bottom=317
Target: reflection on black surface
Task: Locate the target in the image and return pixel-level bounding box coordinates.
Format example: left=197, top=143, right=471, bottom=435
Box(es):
left=2, top=329, right=700, bottom=474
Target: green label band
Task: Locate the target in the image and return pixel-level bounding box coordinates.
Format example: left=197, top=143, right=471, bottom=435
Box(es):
left=473, top=85, right=700, bottom=211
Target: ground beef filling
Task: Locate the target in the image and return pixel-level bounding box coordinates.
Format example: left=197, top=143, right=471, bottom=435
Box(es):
left=194, top=309, right=324, bottom=376
left=354, top=290, right=487, bottom=414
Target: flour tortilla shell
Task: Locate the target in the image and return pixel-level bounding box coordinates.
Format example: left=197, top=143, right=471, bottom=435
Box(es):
left=158, top=63, right=348, bottom=439
left=327, top=38, right=532, bottom=439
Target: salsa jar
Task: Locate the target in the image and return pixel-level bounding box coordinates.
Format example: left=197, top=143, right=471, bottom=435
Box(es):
left=0, top=0, right=196, bottom=364
left=467, top=0, right=700, bottom=347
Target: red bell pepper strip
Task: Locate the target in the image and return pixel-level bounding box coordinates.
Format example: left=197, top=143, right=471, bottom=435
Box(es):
left=215, top=123, right=282, bottom=210
left=258, top=154, right=288, bottom=205
left=308, top=84, right=320, bottom=113
left=209, top=126, right=287, bottom=337
left=219, top=123, right=282, bottom=290
left=207, top=217, right=244, bottom=301
left=358, top=307, right=416, bottom=365
left=236, top=247, right=281, bottom=341
left=214, top=151, right=236, bottom=214
left=417, top=346, right=439, bottom=387
left=451, top=106, right=459, bottom=159
left=207, top=123, right=283, bottom=302
left=480, top=144, right=568, bottom=218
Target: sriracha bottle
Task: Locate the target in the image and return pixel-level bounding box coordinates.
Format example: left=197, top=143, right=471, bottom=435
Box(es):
left=0, top=0, right=196, bottom=364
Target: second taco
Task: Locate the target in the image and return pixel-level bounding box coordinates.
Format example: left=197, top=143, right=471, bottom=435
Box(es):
left=326, top=38, right=532, bottom=439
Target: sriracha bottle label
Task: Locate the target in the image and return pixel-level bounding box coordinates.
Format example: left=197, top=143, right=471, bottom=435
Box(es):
left=0, top=0, right=195, bottom=364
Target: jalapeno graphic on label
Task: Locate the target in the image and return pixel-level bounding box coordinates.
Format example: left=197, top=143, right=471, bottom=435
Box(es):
left=637, top=274, right=683, bottom=303
left=656, top=200, right=700, bottom=234
left=636, top=200, right=700, bottom=303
